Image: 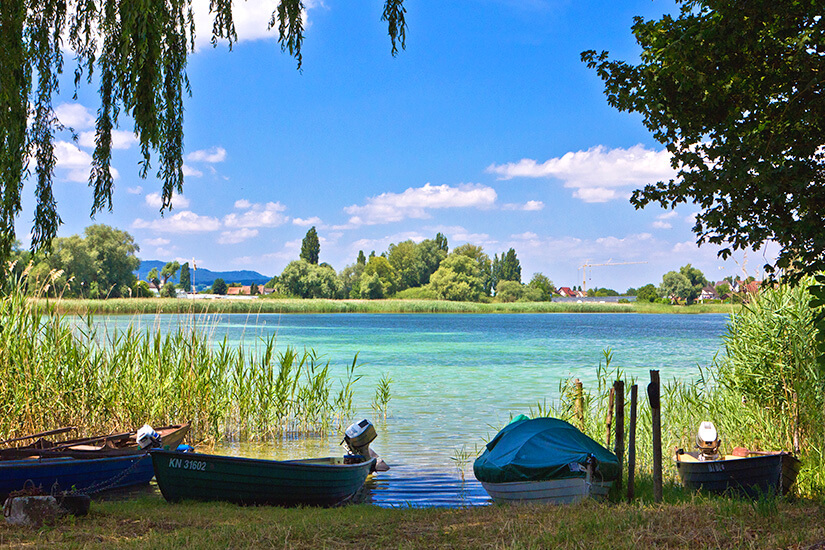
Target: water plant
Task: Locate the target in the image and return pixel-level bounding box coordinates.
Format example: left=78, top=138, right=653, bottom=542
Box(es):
left=0, top=269, right=370, bottom=443
left=371, top=372, right=393, bottom=419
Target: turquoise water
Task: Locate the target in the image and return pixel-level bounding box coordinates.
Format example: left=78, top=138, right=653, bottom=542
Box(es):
left=98, top=312, right=729, bottom=506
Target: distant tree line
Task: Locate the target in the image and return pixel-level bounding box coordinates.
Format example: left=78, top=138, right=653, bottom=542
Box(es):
left=264, top=227, right=556, bottom=302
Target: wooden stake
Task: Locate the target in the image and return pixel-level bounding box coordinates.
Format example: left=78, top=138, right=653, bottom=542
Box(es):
left=627, top=384, right=638, bottom=502
left=614, top=380, right=625, bottom=493
left=574, top=379, right=584, bottom=430
left=648, top=370, right=662, bottom=503
left=605, top=386, right=615, bottom=447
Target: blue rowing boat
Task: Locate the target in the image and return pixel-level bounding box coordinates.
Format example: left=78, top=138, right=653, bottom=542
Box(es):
left=0, top=424, right=189, bottom=497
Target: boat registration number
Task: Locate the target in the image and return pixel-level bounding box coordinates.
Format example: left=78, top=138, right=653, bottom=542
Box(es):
left=168, top=457, right=207, bottom=471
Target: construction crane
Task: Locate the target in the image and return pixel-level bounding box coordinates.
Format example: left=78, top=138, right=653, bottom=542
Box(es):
left=579, top=260, right=648, bottom=292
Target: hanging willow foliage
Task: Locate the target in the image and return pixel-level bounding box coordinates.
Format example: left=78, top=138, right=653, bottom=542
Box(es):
left=0, top=0, right=407, bottom=264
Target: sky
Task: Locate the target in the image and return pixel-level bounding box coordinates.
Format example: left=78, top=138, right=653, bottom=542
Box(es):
left=20, top=0, right=778, bottom=292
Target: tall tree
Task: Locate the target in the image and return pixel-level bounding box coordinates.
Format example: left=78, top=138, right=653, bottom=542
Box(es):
left=387, top=240, right=423, bottom=291
left=499, top=248, right=522, bottom=284
left=83, top=224, right=140, bottom=297
left=179, top=262, right=191, bottom=292
left=453, top=243, right=493, bottom=296
left=0, top=1, right=407, bottom=268
left=300, top=226, right=320, bottom=264
left=160, top=261, right=180, bottom=285
left=357, top=250, right=367, bottom=266
left=582, top=1, right=825, bottom=279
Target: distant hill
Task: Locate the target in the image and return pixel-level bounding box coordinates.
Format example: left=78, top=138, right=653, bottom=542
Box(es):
left=135, top=260, right=271, bottom=290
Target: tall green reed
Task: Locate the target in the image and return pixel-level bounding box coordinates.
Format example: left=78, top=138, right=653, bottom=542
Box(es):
left=0, top=269, right=371, bottom=444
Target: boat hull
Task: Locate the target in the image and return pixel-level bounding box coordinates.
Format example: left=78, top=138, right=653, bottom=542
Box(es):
left=0, top=454, right=154, bottom=498
left=481, top=477, right=613, bottom=505
left=675, top=452, right=801, bottom=497
left=151, top=450, right=375, bottom=507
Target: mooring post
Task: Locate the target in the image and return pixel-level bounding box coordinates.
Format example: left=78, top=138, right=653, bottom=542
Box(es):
left=648, top=370, right=662, bottom=503
left=605, top=385, right=615, bottom=447
left=627, top=383, right=638, bottom=502
left=614, top=380, right=625, bottom=493
left=574, top=378, right=584, bottom=430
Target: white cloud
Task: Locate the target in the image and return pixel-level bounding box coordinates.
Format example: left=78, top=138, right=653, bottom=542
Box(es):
left=345, top=183, right=497, bottom=226
left=190, top=0, right=320, bottom=50
left=186, top=146, right=226, bottom=163
left=234, top=199, right=252, bottom=209
left=55, top=103, right=95, bottom=129
left=293, top=216, right=322, bottom=227
left=145, top=191, right=190, bottom=209
left=78, top=130, right=137, bottom=150
left=512, top=231, right=539, bottom=240
left=133, top=211, right=221, bottom=233
left=652, top=220, right=672, bottom=229
left=145, top=237, right=170, bottom=246
left=218, top=228, right=259, bottom=244
left=54, top=140, right=119, bottom=182
left=503, top=200, right=545, bottom=211
left=487, top=145, right=675, bottom=203
left=182, top=164, right=203, bottom=178
left=126, top=186, right=143, bottom=194
left=223, top=201, right=289, bottom=228
left=658, top=211, right=679, bottom=220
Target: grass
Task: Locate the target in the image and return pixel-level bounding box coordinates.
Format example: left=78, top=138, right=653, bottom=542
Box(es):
left=1, top=494, right=824, bottom=549
left=39, top=296, right=739, bottom=315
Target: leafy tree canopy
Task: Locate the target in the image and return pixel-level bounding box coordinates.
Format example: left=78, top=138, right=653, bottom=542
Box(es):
left=583, top=1, right=825, bottom=279
left=300, top=227, right=320, bottom=265
left=1, top=1, right=407, bottom=267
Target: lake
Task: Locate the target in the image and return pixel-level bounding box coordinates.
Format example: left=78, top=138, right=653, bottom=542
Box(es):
left=100, top=312, right=730, bottom=506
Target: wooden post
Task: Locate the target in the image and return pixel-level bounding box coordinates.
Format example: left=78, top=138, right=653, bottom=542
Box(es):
left=614, top=380, right=625, bottom=494
left=574, top=379, right=584, bottom=431
left=627, top=384, right=638, bottom=502
left=605, top=386, right=615, bottom=447
left=648, top=370, right=662, bottom=503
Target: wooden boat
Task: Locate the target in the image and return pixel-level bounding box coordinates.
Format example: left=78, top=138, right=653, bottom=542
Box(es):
left=0, top=424, right=190, bottom=498
left=0, top=423, right=190, bottom=460
left=474, top=417, right=620, bottom=505
left=675, top=448, right=801, bottom=497
left=151, top=449, right=376, bottom=507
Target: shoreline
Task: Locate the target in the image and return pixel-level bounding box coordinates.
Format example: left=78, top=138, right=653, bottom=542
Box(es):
left=37, top=298, right=738, bottom=316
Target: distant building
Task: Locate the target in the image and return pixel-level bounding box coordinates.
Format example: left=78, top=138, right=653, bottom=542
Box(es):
left=699, top=286, right=719, bottom=302
left=226, top=285, right=253, bottom=296
left=558, top=287, right=575, bottom=297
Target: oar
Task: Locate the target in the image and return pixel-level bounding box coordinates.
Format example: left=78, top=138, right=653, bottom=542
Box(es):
left=46, top=431, right=133, bottom=452
left=0, top=426, right=76, bottom=447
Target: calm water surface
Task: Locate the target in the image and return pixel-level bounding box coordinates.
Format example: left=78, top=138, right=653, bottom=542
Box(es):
left=100, top=313, right=729, bottom=507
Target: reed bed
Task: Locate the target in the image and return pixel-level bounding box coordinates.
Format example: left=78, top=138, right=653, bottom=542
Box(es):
left=0, top=273, right=368, bottom=444
left=39, top=296, right=738, bottom=315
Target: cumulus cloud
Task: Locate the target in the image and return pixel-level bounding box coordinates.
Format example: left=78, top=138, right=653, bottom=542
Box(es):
left=186, top=146, right=227, bottom=163
left=486, top=144, right=675, bottom=203
left=54, top=140, right=119, bottom=182
left=182, top=164, right=203, bottom=178
left=190, top=0, right=320, bottom=49
left=126, top=186, right=143, bottom=194
left=652, top=220, right=673, bottom=230
left=345, top=183, right=497, bottom=226
left=145, top=191, right=190, bottom=209
left=234, top=199, right=252, bottom=209
left=223, top=201, right=289, bottom=228
left=144, top=237, right=170, bottom=246
left=78, top=130, right=137, bottom=150
left=503, top=200, right=545, bottom=211
left=55, top=103, right=95, bottom=129
left=133, top=211, right=221, bottom=233
left=293, top=216, right=322, bottom=227
left=218, top=228, right=259, bottom=244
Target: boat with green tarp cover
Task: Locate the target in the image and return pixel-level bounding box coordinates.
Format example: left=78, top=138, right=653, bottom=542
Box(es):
left=473, top=416, right=620, bottom=504
left=150, top=449, right=376, bottom=507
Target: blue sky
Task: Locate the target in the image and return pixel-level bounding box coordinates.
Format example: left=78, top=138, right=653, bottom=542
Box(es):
left=22, top=0, right=776, bottom=291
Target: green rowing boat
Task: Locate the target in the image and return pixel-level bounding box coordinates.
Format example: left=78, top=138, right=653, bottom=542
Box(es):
left=150, top=449, right=376, bottom=507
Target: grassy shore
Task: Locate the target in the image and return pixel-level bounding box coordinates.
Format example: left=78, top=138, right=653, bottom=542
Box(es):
left=40, top=297, right=739, bottom=315
left=1, top=494, right=824, bottom=549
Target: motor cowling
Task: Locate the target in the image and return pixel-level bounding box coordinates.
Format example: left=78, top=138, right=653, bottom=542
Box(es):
left=343, top=419, right=389, bottom=471
left=695, top=421, right=721, bottom=461
left=136, top=424, right=160, bottom=449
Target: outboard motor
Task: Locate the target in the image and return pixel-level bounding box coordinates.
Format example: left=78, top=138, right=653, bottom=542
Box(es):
left=136, top=424, right=161, bottom=449
left=343, top=419, right=389, bottom=471
left=695, top=421, right=721, bottom=461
